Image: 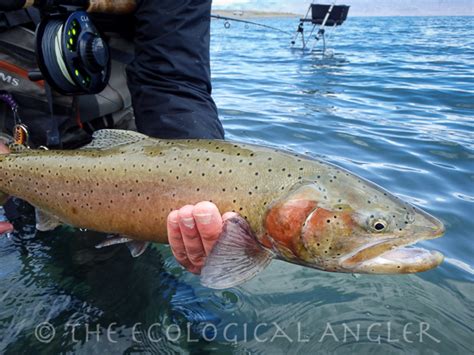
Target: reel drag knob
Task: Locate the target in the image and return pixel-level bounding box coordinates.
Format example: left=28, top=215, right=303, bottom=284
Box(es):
left=82, top=34, right=110, bottom=73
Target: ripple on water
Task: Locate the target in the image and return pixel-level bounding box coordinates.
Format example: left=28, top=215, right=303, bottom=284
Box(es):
left=0, top=16, right=473, bottom=354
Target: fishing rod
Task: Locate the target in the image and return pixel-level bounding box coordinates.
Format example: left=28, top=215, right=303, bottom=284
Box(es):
left=6, top=1, right=290, bottom=33
left=1, top=1, right=291, bottom=95
left=210, top=14, right=291, bottom=35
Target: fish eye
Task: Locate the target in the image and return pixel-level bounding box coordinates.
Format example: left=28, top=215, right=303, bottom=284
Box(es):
left=369, top=218, right=388, bottom=232
left=374, top=222, right=385, bottom=231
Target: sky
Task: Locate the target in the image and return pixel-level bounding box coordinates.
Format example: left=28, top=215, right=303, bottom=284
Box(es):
left=212, top=0, right=474, bottom=16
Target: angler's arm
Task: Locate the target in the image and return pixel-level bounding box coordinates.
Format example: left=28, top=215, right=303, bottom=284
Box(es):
left=126, top=0, right=224, bottom=140
left=127, top=0, right=230, bottom=273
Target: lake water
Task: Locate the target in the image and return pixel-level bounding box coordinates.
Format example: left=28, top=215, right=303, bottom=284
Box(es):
left=0, top=16, right=473, bottom=354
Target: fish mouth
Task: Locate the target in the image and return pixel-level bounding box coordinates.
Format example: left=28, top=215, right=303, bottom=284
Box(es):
left=339, top=224, right=445, bottom=274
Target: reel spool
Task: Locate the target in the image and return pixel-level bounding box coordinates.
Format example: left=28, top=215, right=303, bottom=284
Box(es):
left=36, top=11, right=110, bottom=95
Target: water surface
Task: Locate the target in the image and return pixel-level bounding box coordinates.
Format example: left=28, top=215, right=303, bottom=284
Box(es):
left=0, top=16, right=473, bottom=354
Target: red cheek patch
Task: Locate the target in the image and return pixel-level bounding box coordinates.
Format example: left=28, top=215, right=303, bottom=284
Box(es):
left=302, top=208, right=355, bottom=254
left=264, top=198, right=318, bottom=253
left=302, top=208, right=336, bottom=246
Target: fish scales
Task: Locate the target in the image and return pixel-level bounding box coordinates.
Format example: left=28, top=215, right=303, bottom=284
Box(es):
left=0, top=130, right=445, bottom=287
left=0, top=138, right=322, bottom=242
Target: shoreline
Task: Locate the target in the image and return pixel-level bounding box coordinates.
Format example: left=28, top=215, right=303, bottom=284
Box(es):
left=212, top=10, right=301, bottom=19
left=212, top=10, right=474, bottom=18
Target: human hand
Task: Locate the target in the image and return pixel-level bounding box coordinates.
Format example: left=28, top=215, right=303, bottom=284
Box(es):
left=167, top=201, right=238, bottom=274
left=0, top=221, right=13, bottom=234
left=0, top=142, right=13, bottom=234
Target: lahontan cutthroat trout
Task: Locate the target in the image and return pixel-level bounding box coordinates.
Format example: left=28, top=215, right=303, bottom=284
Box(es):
left=0, top=130, right=445, bottom=289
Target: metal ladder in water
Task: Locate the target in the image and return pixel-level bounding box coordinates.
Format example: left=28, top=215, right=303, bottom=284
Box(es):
left=291, top=1, right=337, bottom=54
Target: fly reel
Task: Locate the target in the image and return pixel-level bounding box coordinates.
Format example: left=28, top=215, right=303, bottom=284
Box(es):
left=36, top=11, right=110, bottom=95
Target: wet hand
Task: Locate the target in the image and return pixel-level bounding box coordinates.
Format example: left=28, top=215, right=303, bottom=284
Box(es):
left=0, top=221, right=13, bottom=234
left=167, top=201, right=238, bottom=274
left=0, top=143, right=13, bottom=234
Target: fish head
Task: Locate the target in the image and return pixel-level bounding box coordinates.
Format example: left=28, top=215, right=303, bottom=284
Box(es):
left=264, top=170, right=445, bottom=274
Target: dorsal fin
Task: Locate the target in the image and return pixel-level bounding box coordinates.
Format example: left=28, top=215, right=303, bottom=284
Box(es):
left=81, top=129, right=148, bottom=150
left=8, top=143, right=29, bottom=153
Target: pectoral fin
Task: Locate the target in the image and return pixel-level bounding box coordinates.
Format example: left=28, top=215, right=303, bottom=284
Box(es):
left=200, top=216, right=273, bottom=289
left=95, top=235, right=150, bottom=257
left=35, top=208, right=62, bottom=231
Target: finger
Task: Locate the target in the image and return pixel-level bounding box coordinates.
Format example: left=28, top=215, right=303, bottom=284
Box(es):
left=0, top=143, right=9, bottom=154
left=192, top=201, right=223, bottom=255
left=178, top=205, right=206, bottom=270
left=167, top=210, right=195, bottom=272
left=0, top=221, right=13, bottom=234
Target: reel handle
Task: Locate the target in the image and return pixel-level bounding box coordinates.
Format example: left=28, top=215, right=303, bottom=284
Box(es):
left=28, top=70, right=44, bottom=82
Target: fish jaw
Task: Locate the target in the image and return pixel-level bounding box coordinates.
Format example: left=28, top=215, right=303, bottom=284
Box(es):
left=341, top=246, right=444, bottom=274
left=338, top=216, right=445, bottom=274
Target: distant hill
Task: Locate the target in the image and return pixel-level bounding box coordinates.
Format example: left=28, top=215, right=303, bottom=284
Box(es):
left=212, top=10, right=301, bottom=19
